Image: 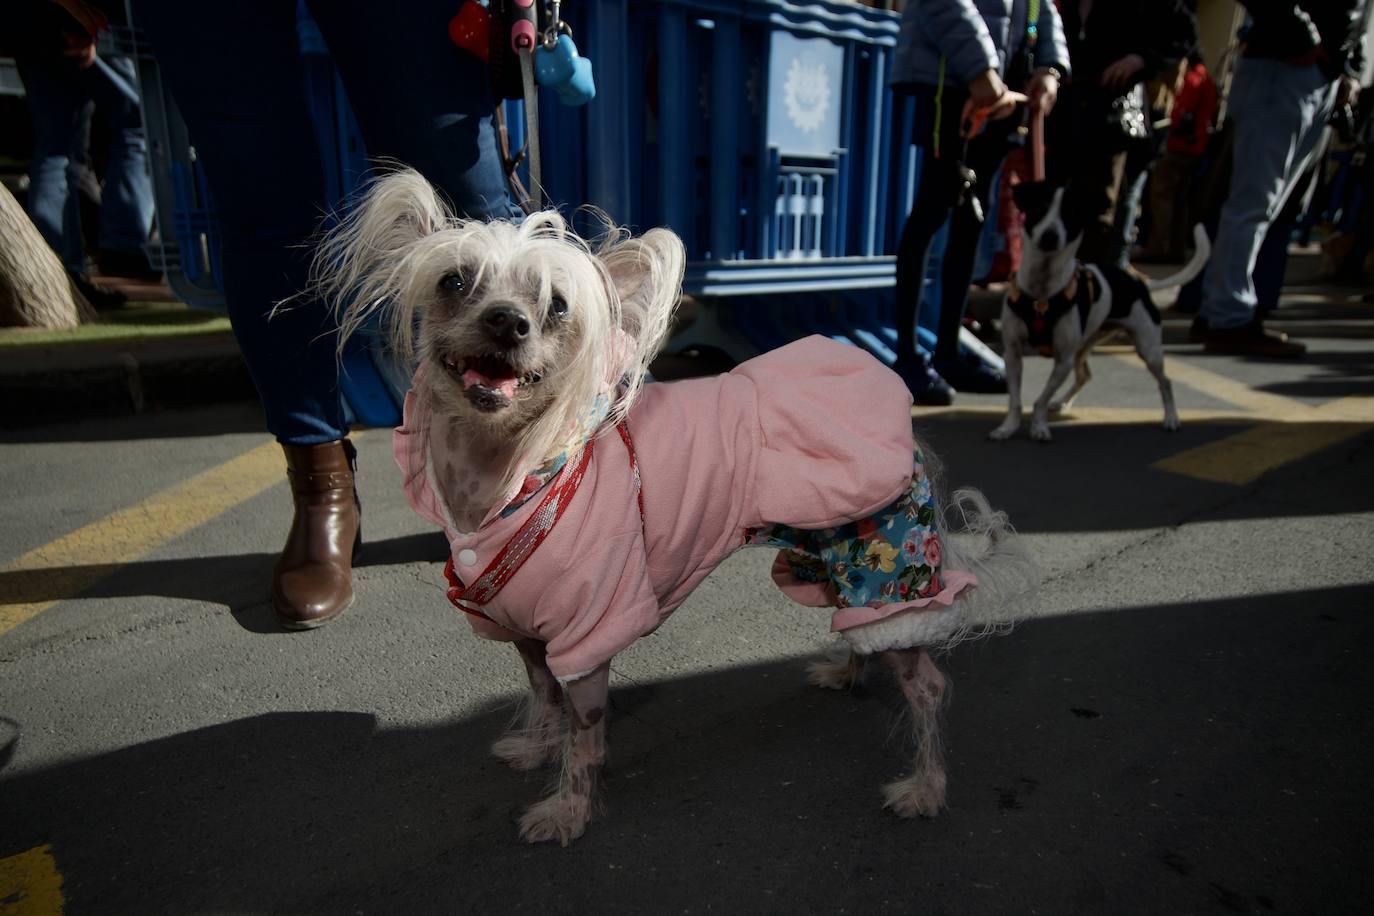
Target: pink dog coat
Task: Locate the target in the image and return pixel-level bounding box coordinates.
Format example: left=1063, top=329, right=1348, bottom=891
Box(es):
left=395, top=336, right=976, bottom=681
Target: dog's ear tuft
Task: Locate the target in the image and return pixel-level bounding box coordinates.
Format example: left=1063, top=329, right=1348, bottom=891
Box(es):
left=310, top=167, right=452, bottom=358
left=600, top=227, right=685, bottom=371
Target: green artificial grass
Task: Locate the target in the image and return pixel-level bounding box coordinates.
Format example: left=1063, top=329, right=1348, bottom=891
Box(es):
left=0, top=302, right=233, bottom=349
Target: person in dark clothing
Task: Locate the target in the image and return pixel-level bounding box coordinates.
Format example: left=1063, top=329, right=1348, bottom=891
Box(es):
left=1197, top=0, right=1366, bottom=358
left=887, top=0, right=1072, bottom=405
left=1046, top=0, right=1198, bottom=264
left=8, top=1, right=156, bottom=285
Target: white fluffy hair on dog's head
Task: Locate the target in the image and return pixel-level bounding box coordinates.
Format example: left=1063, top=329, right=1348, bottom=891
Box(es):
left=312, top=166, right=683, bottom=488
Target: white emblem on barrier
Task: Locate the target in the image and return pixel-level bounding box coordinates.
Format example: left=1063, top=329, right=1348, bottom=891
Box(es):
left=783, top=55, right=831, bottom=133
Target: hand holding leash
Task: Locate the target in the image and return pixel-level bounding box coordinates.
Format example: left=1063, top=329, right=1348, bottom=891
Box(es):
left=961, top=70, right=1027, bottom=139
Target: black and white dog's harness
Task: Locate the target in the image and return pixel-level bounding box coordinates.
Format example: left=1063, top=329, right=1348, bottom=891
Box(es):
left=1007, top=266, right=1099, bottom=356
left=1008, top=264, right=1159, bottom=356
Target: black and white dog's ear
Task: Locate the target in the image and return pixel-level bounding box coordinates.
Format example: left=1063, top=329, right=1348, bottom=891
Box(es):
left=599, top=227, right=685, bottom=362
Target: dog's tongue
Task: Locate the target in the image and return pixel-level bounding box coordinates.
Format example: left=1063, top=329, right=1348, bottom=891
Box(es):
left=462, top=367, right=518, bottom=400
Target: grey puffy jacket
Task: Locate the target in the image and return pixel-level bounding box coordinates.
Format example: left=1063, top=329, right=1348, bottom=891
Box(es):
left=891, top=0, right=1072, bottom=89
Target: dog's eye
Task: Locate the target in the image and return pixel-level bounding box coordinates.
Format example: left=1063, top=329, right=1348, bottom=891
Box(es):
left=549, top=296, right=569, bottom=318
left=439, top=272, right=468, bottom=294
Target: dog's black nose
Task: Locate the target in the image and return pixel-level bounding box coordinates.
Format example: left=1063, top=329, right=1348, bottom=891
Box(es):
left=481, top=306, right=531, bottom=345
left=1037, top=231, right=1062, bottom=252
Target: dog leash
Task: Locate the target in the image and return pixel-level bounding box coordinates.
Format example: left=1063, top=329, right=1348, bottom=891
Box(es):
left=450, top=1, right=596, bottom=213
left=444, top=422, right=642, bottom=619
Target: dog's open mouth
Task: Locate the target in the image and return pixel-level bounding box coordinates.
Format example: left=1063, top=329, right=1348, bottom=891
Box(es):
left=442, top=353, right=542, bottom=411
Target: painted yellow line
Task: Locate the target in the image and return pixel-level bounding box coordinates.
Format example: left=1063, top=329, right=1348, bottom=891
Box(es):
left=1112, top=352, right=1307, bottom=417
left=1312, top=394, right=1374, bottom=423
left=915, top=405, right=1254, bottom=425
left=1152, top=395, right=1374, bottom=486
left=0, top=845, right=64, bottom=915
left=0, top=439, right=287, bottom=638
left=1152, top=419, right=1368, bottom=485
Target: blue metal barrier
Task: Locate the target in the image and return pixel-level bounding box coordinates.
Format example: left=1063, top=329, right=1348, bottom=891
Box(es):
left=131, top=0, right=960, bottom=398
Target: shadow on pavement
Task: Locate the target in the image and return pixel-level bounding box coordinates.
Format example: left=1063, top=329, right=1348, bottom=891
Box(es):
left=3, top=584, right=1370, bottom=913
left=921, top=419, right=1374, bottom=533
left=0, top=534, right=449, bottom=628
left=0, top=403, right=268, bottom=444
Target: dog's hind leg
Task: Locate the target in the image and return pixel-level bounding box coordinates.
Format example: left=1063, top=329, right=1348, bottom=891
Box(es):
left=1049, top=327, right=1112, bottom=414
left=1048, top=353, right=1091, bottom=415
left=807, top=641, right=869, bottom=690
left=878, top=647, right=948, bottom=818
left=518, top=662, right=610, bottom=846
left=1030, top=355, right=1077, bottom=442
left=493, top=638, right=566, bottom=771
left=1129, top=315, right=1180, bottom=430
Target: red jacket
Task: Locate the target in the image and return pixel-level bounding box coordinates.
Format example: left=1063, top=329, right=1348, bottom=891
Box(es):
left=1167, top=63, right=1218, bottom=157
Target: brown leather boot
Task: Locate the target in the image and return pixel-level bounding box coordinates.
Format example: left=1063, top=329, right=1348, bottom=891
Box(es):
left=273, top=439, right=361, bottom=629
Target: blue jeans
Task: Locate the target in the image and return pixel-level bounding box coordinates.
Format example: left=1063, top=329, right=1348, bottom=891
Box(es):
left=132, top=0, right=520, bottom=445
left=1106, top=164, right=1149, bottom=269
left=17, top=53, right=154, bottom=272
left=1202, top=58, right=1335, bottom=330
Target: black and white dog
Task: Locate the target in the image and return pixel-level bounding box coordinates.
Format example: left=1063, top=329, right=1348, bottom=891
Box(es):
left=989, top=182, right=1209, bottom=443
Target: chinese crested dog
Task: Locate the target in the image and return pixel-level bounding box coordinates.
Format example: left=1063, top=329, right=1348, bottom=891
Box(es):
left=314, top=169, right=1038, bottom=845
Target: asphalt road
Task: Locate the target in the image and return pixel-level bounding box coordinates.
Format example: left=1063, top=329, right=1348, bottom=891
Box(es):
left=2, top=334, right=1372, bottom=915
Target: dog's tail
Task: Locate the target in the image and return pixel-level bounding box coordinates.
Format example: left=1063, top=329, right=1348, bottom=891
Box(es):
left=933, top=487, right=1040, bottom=647
left=1145, top=224, right=1211, bottom=292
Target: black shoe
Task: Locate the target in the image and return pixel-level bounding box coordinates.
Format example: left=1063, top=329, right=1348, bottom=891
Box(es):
left=893, top=355, right=954, bottom=406
left=1203, top=319, right=1306, bottom=358
left=932, top=356, right=1007, bottom=394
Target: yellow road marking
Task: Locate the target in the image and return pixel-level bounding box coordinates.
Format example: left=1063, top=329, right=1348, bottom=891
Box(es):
left=1153, top=396, right=1373, bottom=485
left=921, top=352, right=1374, bottom=487
left=1129, top=353, right=1310, bottom=417
left=0, top=845, right=64, bottom=915
left=0, top=439, right=287, bottom=638
left=916, top=405, right=1255, bottom=424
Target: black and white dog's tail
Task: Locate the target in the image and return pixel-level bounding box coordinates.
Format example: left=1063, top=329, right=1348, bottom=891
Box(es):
left=840, top=441, right=1040, bottom=656
left=1146, top=224, right=1212, bottom=292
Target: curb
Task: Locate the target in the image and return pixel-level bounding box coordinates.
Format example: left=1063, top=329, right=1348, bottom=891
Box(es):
left=0, top=335, right=257, bottom=428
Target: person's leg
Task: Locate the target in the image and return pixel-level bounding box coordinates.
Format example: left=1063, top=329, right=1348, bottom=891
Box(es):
left=15, top=56, right=88, bottom=271
left=1106, top=158, right=1150, bottom=268
left=132, top=0, right=359, bottom=627
left=895, top=156, right=959, bottom=358
left=132, top=0, right=343, bottom=443
left=308, top=0, right=519, bottom=221
left=86, top=54, right=156, bottom=273
left=1075, top=147, right=1127, bottom=264
left=1142, top=151, right=1187, bottom=260
left=928, top=123, right=1014, bottom=392
left=1201, top=59, right=1334, bottom=351
left=891, top=86, right=962, bottom=403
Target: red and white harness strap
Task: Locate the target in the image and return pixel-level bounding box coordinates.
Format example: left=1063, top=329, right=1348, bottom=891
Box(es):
left=444, top=421, right=642, bottom=621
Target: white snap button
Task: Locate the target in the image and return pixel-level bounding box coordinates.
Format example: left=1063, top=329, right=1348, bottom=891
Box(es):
left=457, top=548, right=478, bottom=567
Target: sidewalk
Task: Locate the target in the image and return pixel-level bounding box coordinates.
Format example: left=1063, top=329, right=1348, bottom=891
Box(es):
left=0, top=298, right=251, bottom=427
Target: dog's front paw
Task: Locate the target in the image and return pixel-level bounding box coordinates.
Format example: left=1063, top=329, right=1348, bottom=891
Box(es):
left=492, top=731, right=561, bottom=771
left=518, top=792, right=592, bottom=846
left=1048, top=400, right=1072, bottom=415
left=988, top=422, right=1019, bottom=442
left=882, top=770, right=947, bottom=819
left=1029, top=420, right=1053, bottom=442
left=1162, top=413, right=1182, bottom=432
